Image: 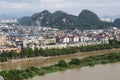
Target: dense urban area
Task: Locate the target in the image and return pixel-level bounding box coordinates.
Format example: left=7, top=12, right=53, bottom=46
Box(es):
left=0, top=18, right=120, bottom=57
left=0, top=19, right=120, bottom=52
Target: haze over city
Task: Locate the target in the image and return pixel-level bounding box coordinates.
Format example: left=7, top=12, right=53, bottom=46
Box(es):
left=0, top=0, right=120, bottom=18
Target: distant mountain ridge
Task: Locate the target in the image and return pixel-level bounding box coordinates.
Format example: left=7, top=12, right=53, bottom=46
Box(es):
left=18, top=10, right=120, bottom=29
left=0, top=15, right=17, bottom=20
left=102, top=15, right=120, bottom=19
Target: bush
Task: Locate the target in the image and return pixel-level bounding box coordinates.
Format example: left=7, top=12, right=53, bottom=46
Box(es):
left=101, top=60, right=109, bottom=64
left=69, top=58, right=81, bottom=65
left=0, top=57, right=7, bottom=62
left=58, top=60, right=68, bottom=67
left=88, top=62, right=95, bottom=66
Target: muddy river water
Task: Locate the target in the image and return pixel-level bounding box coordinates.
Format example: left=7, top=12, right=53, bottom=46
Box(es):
left=29, top=63, right=120, bottom=80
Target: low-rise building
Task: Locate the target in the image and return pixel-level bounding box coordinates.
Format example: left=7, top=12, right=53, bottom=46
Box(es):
left=0, top=46, right=21, bottom=53
left=0, top=34, right=6, bottom=46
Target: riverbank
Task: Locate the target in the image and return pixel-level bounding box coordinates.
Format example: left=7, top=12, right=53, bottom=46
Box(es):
left=0, top=48, right=120, bottom=64
left=0, top=56, right=47, bottom=64
left=0, top=48, right=120, bottom=71
left=0, top=51, right=120, bottom=80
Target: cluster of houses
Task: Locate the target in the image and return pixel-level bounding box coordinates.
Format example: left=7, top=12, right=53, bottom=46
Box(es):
left=0, top=23, right=120, bottom=52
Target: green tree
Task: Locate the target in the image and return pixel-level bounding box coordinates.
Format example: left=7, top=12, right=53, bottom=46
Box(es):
left=58, top=60, right=68, bottom=67
left=69, top=58, right=81, bottom=65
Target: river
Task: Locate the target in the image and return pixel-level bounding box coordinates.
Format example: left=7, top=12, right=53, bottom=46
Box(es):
left=0, top=49, right=120, bottom=71
left=29, top=62, right=120, bottom=80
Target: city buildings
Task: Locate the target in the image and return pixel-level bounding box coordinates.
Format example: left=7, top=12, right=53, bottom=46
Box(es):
left=0, top=22, right=119, bottom=52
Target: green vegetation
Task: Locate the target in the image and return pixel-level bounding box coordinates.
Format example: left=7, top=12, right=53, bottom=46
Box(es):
left=57, top=60, right=68, bottom=67
left=0, top=52, right=120, bottom=80
left=0, top=40, right=120, bottom=62
left=18, top=9, right=120, bottom=29
left=114, top=18, right=120, bottom=27
left=69, top=58, right=81, bottom=65
left=18, top=16, right=32, bottom=26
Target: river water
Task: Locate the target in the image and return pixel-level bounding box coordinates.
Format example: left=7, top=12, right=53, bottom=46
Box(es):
left=29, top=63, right=120, bottom=80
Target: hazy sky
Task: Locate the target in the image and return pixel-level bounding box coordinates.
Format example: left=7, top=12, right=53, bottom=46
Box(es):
left=0, top=0, right=120, bottom=17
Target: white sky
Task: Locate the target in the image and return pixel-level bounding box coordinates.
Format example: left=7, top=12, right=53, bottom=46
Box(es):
left=0, top=0, right=120, bottom=17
